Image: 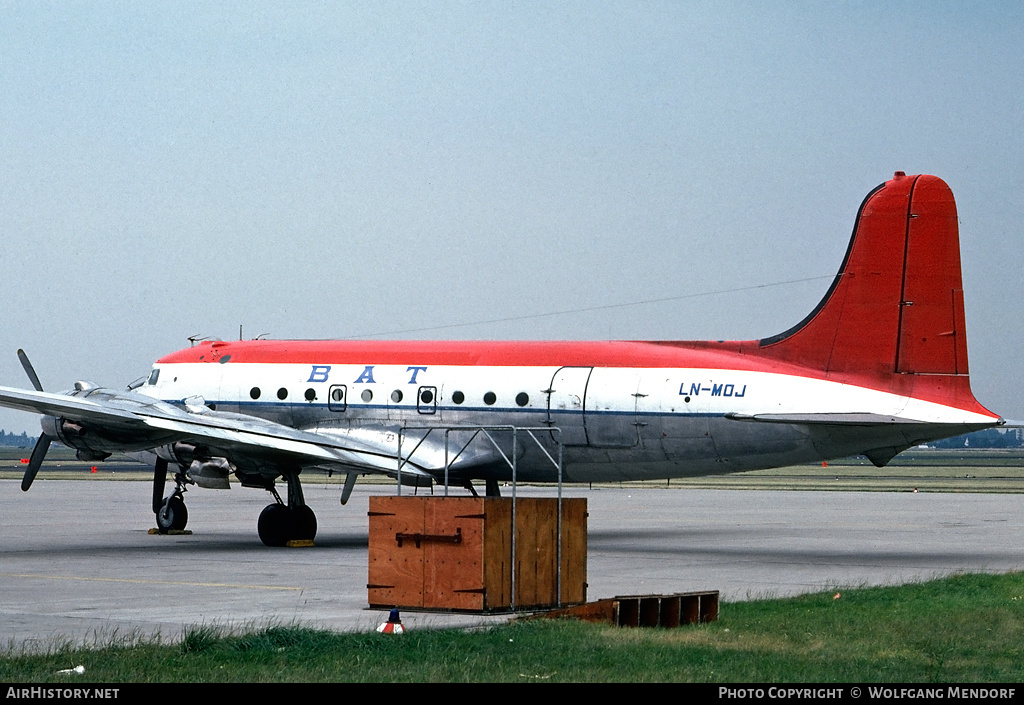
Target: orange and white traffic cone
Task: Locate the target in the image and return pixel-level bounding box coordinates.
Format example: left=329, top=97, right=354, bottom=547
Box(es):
left=376, top=608, right=405, bottom=634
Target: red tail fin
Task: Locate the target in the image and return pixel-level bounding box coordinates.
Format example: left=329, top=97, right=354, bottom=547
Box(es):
left=756, top=172, right=992, bottom=415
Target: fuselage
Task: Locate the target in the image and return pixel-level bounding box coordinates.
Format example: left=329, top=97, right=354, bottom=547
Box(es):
left=136, top=339, right=1000, bottom=483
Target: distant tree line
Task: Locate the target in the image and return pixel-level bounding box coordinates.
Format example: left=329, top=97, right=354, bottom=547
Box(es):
left=0, top=430, right=35, bottom=447
left=927, top=428, right=1023, bottom=449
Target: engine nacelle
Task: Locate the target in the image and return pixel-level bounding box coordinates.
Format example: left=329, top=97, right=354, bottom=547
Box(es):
left=187, top=457, right=234, bottom=490
left=169, top=441, right=199, bottom=467
left=41, top=416, right=94, bottom=453
left=40, top=414, right=174, bottom=457
left=76, top=449, right=112, bottom=462
left=153, top=442, right=234, bottom=489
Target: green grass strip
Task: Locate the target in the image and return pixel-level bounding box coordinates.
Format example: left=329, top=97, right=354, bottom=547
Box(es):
left=2, top=571, right=1022, bottom=682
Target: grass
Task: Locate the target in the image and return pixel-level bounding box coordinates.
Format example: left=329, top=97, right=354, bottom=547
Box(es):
left=2, top=572, right=1022, bottom=682
left=2, top=447, right=1019, bottom=681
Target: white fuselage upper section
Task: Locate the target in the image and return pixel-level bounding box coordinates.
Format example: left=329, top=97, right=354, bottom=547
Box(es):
left=134, top=360, right=995, bottom=482
left=139, top=361, right=993, bottom=424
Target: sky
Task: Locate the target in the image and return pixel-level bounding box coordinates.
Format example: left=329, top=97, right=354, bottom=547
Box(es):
left=1, top=1, right=1022, bottom=434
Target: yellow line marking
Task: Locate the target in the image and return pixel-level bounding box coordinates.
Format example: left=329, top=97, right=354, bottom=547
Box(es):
left=0, top=572, right=303, bottom=591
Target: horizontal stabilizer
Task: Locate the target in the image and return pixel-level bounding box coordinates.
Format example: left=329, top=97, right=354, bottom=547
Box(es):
left=725, top=412, right=927, bottom=425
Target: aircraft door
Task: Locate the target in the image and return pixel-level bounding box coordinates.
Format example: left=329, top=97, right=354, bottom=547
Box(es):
left=584, top=368, right=640, bottom=448
left=546, top=367, right=591, bottom=446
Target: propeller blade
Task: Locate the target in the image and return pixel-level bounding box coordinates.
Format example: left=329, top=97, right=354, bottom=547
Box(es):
left=22, top=433, right=52, bottom=492
left=17, top=349, right=44, bottom=392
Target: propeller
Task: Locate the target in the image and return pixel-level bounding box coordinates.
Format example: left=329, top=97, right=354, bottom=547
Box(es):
left=17, top=349, right=55, bottom=492
left=17, top=349, right=43, bottom=393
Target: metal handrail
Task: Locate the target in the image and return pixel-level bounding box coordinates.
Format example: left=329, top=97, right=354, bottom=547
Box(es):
left=396, top=424, right=566, bottom=610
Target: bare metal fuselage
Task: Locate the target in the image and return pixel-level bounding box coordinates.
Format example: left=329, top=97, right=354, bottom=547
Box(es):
left=137, top=359, right=993, bottom=484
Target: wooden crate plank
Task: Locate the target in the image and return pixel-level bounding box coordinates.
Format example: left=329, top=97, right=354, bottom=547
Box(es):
left=367, top=497, right=425, bottom=608
left=560, top=498, right=588, bottom=604
left=424, top=497, right=485, bottom=610
left=514, top=498, right=541, bottom=608
left=483, top=497, right=512, bottom=610
left=532, top=498, right=558, bottom=608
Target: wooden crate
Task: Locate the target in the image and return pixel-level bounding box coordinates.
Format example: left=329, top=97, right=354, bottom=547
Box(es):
left=368, top=496, right=587, bottom=612
left=531, top=591, right=719, bottom=627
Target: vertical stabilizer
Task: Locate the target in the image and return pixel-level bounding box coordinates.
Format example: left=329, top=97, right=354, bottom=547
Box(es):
left=756, top=173, right=990, bottom=414
left=894, top=175, right=968, bottom=375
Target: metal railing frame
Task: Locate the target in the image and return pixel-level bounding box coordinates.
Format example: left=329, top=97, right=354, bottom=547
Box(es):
left=395, top=425, right=565, bottom=610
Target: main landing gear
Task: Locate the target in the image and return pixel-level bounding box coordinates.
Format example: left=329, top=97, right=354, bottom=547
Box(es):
left=151, top=458, right=317, bottom=546
left=153, top=457, right=190, bottom=533
left=257, top=471, right=317, bottom=547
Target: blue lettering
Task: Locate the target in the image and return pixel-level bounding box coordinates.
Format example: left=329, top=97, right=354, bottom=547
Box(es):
left=406, top=366, right=427, bottom=384
left=354, top=366, right=376, bottom=384
left=307, top=365, right=331, bottom=383
left=682, top=381, right=747, bottom=397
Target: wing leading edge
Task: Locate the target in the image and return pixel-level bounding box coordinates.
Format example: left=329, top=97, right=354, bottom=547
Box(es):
left=0, top=384, right=437, bottom=478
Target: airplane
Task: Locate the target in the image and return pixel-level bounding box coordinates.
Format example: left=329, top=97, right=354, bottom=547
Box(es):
left=0, top=172, right=1004, bottom=546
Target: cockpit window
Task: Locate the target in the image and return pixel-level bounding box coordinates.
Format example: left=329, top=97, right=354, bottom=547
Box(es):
left=147, top=369, right=160, bottom=385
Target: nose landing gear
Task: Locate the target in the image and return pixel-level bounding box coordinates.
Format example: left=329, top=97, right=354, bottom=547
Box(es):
left=157, top=494, right=188, bottom=532
left=154, top=457, right=191, bottom=533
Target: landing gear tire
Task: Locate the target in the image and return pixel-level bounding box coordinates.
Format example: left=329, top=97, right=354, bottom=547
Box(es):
left=257, top=504, right=317, bottom=546
left=157, top=496, right=188, bottom=533
left=258, top=504, right=293, bottom=547
left=293, top=505, right=317, bottom=541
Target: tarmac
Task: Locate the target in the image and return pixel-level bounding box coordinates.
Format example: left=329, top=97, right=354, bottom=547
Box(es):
left=1, top=479, right=1022, bottom=651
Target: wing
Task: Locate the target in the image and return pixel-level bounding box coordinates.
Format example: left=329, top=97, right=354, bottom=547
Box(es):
left=0, top=384, right=445, bottom=479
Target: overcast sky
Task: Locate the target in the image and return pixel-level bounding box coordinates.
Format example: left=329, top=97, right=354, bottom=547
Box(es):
left=1, top=2, right=1022, bottom=434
